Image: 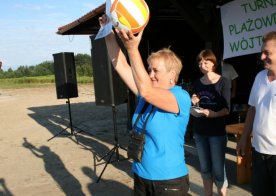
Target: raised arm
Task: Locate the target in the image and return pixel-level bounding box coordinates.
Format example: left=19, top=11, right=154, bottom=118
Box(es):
left=99, top=15, right=138, bottom=95
left=116, top=29, right=180, bottom=113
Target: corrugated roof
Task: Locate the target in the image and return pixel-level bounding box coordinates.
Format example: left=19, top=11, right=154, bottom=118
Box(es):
left=57, top=3, right=105, bottom=35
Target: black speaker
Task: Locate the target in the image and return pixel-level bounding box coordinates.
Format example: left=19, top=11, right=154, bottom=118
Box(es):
left=90, top=35, right=127, bottom=106
left=53, top=52, right=78, bottom=99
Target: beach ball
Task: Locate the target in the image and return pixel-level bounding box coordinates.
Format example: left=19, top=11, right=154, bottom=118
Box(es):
left=110, top=0, right=150, bottom=34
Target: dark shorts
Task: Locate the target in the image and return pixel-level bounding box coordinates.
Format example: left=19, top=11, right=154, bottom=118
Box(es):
left=134, top=173, right=190, bottom=196
left=252, top=148, right=276, bottom=196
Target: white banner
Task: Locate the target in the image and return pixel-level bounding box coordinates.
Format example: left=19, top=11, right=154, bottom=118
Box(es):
left=220, top=0, right=276, bottom=59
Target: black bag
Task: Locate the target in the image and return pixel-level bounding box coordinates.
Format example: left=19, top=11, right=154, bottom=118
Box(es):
left=127, top=103, right=153, bottom=162
left=127, top=130, right=145, bottom=162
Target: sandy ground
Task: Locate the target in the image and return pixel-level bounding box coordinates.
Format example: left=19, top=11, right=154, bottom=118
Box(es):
left=0, top=84, right=133, bottom=196
left=0, top=84, right=251, bottom=196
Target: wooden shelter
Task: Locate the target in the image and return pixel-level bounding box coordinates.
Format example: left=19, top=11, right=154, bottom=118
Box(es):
left=56, top=0, right=262, bottom=118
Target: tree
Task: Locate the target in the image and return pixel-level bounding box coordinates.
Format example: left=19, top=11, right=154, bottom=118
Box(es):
left=74, top=54, right=92, bottom=77
left=0, top=54, right=92, bottom=79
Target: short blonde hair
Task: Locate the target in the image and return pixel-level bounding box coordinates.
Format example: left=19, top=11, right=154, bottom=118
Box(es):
left=147, top=48, right=183, bottom=82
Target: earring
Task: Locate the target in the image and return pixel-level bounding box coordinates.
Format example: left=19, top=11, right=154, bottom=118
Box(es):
left=170, top=79, right=173, bottom=84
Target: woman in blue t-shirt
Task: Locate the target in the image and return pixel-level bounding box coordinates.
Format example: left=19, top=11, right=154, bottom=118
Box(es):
left=99, top=15, right=191, bottom=195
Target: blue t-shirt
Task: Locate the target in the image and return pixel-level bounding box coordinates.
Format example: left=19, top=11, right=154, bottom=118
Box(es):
left=131, top=85, right=191, bottom=180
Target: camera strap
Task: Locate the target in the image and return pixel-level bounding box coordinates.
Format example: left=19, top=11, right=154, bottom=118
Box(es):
left=133, top=102, right=153, bottom=132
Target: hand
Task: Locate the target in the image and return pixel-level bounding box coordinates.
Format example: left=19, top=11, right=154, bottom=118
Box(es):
left=22, top=137, right=33, bottom=148
left=115, top=29, right=143, bottom=51
left=236, top=140, right=246, bottom=157
left=199, top=108, right=210, bottom=117
left=99, top=14, right=109, bottom=27
left=191, top=94, right=200, bottom=105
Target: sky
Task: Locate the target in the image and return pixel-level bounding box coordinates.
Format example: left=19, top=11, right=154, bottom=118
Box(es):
left=0, top=0, right=105, bottom=71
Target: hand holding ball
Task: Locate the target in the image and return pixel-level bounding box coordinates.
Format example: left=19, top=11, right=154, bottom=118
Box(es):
left=110, top=0, right=150, bottom=34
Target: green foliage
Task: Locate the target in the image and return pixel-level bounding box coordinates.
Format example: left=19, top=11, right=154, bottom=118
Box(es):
left=0, top=53, right=93, bottom=88
left=75, top=53, right=93, bottom=77
left=0, top=53, right=93, bottom=79
left=77, top=76, right=93, bottom=83
left=0, top=75, right=92, bottom=89
left=0, top=75, right=54, bottom=88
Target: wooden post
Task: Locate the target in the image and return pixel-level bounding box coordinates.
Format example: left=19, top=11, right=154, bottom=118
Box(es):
left=226, top=123, right=252, bottom=184
left=236, top=134, right=252, bottom=184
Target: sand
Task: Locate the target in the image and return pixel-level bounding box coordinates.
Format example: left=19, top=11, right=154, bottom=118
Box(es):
left=0, top=84, right=133, bottom=196
left=0, top=84, right=251, bottom=196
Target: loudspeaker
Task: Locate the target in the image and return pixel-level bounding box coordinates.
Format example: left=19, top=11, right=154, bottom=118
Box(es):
left=90, top=35, right=127, bottom=106
left=53, top=52, right=78, bottom=99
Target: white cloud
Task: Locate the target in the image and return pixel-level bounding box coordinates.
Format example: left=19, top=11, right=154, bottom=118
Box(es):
left=14, top=3, right=55, bottom=11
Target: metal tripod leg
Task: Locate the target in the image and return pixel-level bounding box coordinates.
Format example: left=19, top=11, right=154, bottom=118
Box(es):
left=47, top=98, right=92, bottom=143
left=96, top=144, right=128, bottom=183
left=96, top=146, right=116, bottom=183
left=95, top=105, right=128, bottom=183
left=73, top=125, right=94, bottom=137
left=47, top=126, right=70, bottom=141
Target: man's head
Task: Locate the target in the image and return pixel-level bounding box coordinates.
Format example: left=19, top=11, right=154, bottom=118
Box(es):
left=261, top=31, right=276, bottom=71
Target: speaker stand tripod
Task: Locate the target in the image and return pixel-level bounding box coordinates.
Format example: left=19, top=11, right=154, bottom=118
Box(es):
left=96, top=105, right=128, bottom=183
left=48, top=98, right=92, bottom=143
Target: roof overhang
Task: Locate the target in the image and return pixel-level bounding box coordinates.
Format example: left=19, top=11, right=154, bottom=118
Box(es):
left=57, top=3, right=105, bottom=35
left=57, top=0, right=233, bottom=42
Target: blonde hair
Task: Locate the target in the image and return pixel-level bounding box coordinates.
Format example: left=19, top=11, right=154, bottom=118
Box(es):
left=147, top=48, right=183, bottom=82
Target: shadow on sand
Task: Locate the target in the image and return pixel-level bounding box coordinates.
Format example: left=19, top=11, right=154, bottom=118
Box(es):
left=27, top=100, right=250, bottom=195
left=27, top=101, right=133, bottom=195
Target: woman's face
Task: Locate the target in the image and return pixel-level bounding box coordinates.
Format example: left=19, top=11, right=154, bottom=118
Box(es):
left=198, top=58, right=214, bottom=73
left=148, top=59, right=173, bottom=88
